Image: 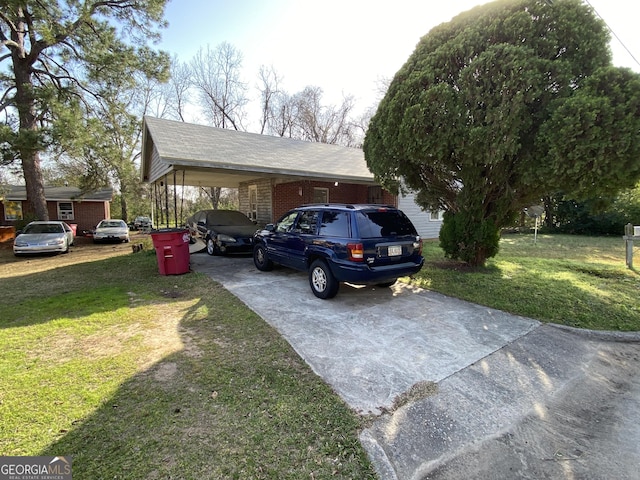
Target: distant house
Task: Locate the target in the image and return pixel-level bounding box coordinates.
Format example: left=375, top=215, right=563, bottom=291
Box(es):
left=141, top=116, right=443, bottom=238
left=0, top=185, right=113, bottom=234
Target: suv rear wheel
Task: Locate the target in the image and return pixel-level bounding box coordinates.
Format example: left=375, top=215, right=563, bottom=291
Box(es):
left=309, top=259, right=339, bottom=299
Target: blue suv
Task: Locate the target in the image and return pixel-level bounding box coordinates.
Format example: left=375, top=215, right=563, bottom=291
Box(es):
left=252, top=204, right=424, bottom=299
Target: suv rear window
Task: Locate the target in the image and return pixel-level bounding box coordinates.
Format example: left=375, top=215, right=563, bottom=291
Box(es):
left=356, top=209, right=417, bottom=238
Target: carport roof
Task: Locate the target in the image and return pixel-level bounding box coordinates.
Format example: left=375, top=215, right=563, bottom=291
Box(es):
left=141, top=116, right=376, bottom=187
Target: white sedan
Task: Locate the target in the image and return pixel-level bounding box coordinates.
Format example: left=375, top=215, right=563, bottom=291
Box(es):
left=13, top=221, right=75, bottom=256
left=93, top=219, right=130, bottom=243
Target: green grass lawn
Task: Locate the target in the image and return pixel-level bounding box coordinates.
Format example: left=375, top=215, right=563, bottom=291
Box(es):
left=1, top=233, right=638, bottom=479
left=415, top=233, right=640, bottom=331
left=0, top=245, right=376, bottom=479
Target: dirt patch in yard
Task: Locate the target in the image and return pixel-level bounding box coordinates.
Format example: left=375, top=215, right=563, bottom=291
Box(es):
left=0, top=232, right=150, bottom=278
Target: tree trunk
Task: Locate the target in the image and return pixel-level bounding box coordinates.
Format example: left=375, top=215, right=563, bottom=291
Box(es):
left=120, top=183, right=129, bottom=222
left=543, top=196, right=554, bottom=229
left=13, top=41, right=48, bottom=220
left=21, top=150, right=48, bottom=220
left=203, top=186, right=221, bottom=210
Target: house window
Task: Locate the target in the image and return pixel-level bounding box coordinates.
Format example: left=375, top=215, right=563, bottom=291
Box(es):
left=368, top=186, right=383, bottom=204
left=4, top=201, right=22, bottom=221
left=430, top=210, right=444, bottom=221
left=58, top=202, right=74, bottom=220
left=248, top=185, right=257, bottom=221
left=313, top=187, right=329, bottom=204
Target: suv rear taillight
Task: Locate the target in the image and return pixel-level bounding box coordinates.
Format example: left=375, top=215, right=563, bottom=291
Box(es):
left=347, top=243, right=364, bottom=262
left=414, top=237, right=423, bottom=255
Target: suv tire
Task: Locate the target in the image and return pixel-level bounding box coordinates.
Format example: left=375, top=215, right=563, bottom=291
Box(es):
left=309, top=259, right=339, bottom=299
left=253, top=244, right=274, bottom=271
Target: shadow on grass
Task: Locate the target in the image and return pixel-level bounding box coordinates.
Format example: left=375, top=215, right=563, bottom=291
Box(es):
left=0, top=253, right=152, bottom=329
left=5, top=254, right=376, bottom=478
left=421, top=257, right=640, bottom=331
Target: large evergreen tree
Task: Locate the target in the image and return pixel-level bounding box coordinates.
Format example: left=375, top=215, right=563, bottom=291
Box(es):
left=364, top=0, right=640, bottom=266
left=0, top=1, right=169, bottom=220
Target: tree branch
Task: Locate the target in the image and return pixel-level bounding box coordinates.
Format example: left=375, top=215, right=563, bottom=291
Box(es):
left=0, top=10, right=22, bottom=52
left=0, top=85, right=17, bottom=113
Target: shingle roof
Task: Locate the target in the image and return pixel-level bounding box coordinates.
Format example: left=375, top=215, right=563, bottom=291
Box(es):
left=142, top=116, right=376, bottom=187
left=3, top=186, right=113, bottom=201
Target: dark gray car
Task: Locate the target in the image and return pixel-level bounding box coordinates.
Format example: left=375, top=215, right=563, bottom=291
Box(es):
left=186, top=209, right=257, bottom=255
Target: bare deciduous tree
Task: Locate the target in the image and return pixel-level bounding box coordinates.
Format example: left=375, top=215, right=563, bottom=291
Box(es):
left=257, top=65, right=282, bottom=135
left=189, top=42, right=249, bottom=208
left=166, top=56, right=193, bottom=122
left=293, top=86, right=356, bottom=146
left=266, top=90, right=297, bottom=139
left=190, top=42, right=248, bottom=130
left=262, top=84, right=358, bottom=147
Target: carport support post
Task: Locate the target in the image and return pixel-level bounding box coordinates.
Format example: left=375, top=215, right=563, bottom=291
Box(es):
left=173, top=170, right=178, bottom=228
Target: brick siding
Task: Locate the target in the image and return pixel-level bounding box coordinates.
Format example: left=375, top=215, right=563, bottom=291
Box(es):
left=1, top=200, right=110, bottom=234
left=240, top=180, right=395, bottom=223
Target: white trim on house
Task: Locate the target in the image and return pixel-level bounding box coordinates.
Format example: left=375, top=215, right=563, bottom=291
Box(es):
left=313, top=187, right=329, bottom=203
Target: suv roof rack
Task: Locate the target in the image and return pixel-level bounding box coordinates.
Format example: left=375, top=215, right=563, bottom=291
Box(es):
left=299, top=203, right=396, bottom=209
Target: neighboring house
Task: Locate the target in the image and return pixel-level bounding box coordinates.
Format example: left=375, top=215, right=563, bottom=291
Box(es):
left=141, top=116, right=443, bottom=238
left=0, top=185, right=113, bottom=234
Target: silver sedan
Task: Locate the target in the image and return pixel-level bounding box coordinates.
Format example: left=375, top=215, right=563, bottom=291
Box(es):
left=93, top=219, right=130, bottom=243
left=13, top=221, right=75, bottom=256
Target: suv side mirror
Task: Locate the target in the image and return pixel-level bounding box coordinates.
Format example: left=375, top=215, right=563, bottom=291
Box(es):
left=265, top=224, right=275, bottom=232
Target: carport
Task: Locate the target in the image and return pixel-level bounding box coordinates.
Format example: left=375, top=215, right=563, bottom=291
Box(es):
left=140, top=116, right=393, bottom=227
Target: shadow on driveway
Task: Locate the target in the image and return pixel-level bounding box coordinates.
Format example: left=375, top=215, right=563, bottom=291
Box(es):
left=189, top=253, right=539, bottom=414
left=190, top=252, right=640, bottom=480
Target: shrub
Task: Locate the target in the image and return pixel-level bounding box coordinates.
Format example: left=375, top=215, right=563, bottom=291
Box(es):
left=439, top=211, right=501, bottom=266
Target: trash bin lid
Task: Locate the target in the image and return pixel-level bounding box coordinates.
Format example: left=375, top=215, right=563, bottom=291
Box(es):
left=151, top=228, right=188, bottom=234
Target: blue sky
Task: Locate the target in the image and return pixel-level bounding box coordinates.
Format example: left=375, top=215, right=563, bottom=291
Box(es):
left=158, top=0, right=640, bottom=120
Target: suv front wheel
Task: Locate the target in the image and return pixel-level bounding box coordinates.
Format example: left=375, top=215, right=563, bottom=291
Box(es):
left=253, top=244, right=273, bottom=271
left=309, top=259, right=339, bottom=299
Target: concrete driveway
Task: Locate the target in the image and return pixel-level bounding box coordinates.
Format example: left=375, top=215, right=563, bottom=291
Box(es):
left=190, top=252, right=640, bottom=480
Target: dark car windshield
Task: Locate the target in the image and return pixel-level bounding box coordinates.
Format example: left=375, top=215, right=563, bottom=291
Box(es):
left=24, top=223, right=63, bottom=234
left=356, top=209, right=417, bottom=238
left=206, top=210, right=254, bottom=226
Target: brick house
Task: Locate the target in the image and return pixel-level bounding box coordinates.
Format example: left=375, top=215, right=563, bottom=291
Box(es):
left=0, top=185, right=113, bottom=234
left=141, top=116, right=443, bottom=238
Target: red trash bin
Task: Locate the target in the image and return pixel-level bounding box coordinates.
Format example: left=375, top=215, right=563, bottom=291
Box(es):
left=150, top=228, right=191, bottom=275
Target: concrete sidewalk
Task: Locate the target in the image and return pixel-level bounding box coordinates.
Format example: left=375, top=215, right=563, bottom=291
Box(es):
left=190, top=252, right=640, bottom=479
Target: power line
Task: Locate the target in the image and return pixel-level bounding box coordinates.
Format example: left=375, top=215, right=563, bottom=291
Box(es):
left=584, top=0, right=640, bottom=69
